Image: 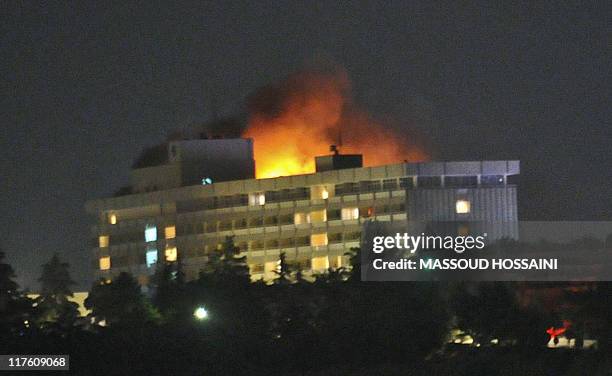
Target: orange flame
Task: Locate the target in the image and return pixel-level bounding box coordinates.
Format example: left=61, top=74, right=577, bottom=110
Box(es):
left=244, top=70, right=427, bottom=179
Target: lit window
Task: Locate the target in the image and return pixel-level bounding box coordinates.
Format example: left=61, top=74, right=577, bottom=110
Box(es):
left=164, top=226, right=176, bottom=239
left=109, top=214, right=117, bottom=225
left=341, top=208, right=359, bottom=220
left=311, top=185, right=331, bottom=200
left=329, top=255, right=344, bottom=269
left=311, top=256, right=329, bottom=271
left=165, top=247, right=177, bottom=262
left=99, top=235, right=109, bottom=248
left=265, top=260, right=280, bottom=274
left=310, top=209, right=327, bottom=223
left=99, top=256, right=111, bottom=271
left=146, top=250, right=158, bottom=267
left=145, top=225, right=157, bottom=242
left=456, top=200, right=471, bottom=214
left=294, top=212, right=309, bottom=225
left=248, top=192, right=265, bottom=206
left=311, top=233, right=328, bottom=247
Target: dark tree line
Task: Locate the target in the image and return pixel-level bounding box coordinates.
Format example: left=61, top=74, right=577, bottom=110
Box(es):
left=0, top=242, right=609, bottom=375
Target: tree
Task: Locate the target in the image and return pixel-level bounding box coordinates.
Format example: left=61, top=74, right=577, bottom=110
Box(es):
left=152, top=260, right=190, bottom=322
left=273, top=252, right=292, bottom=285
left=199, top=236, right=251, bottom=289
left=34, top=253, right=79, bottom=333
left=85, top=272, right=159, bottom=327
left=0, top=251, right=32, bottom=336
left=192, top=236, right=266, bottom=340
left=217, top=236, right=251, bottom=286
left=565, top=282, right=612, bottom=351
left=450, top=282, right=517, bottom=345
left=449, top=282, right=549, bottom=348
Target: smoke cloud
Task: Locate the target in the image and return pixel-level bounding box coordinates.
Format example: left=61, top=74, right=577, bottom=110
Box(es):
left=243, top=68, right=427, bottom=178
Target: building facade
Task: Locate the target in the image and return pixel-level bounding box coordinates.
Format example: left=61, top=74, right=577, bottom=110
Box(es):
left=86, top=139, right=519, bottom=288
left=86, top=140, right=519, bottom=286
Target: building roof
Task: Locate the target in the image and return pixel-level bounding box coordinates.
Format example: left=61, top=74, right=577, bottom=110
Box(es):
left=86, top=160, right=519, bottom=213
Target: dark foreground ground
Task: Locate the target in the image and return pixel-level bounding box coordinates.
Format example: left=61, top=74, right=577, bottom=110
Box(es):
left=3, top=335, right=609, bottom=376
left=294, top=347, right=610, bottom=376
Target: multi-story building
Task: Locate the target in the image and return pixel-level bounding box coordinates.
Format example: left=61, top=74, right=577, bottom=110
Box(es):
left=85, top=137, right=519, bottom=287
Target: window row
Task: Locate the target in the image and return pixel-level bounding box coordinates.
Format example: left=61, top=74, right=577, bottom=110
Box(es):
left=99, top=225, right=176, bottom=248
left=99, top=246, right=178, bottom=271
left=249, top=255, right=348, bottom=275
left=180, top=205, right=403, bottom=235
left=98, top=202, right=403, bottom=247
left=98, top=232, right=360, bottom=271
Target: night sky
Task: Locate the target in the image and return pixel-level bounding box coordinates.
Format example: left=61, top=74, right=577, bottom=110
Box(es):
left=2, top=2, right=610, bottom=290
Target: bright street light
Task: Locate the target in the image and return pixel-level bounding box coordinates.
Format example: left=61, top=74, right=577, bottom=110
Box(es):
left=194, top=306, right=209, bottom=320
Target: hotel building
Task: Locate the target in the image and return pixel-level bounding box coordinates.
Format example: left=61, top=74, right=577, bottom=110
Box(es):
left=85, top=137, right=519, bottom=287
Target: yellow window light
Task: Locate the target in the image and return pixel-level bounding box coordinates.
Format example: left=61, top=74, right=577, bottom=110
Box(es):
left=310, top=209, right=327, bottom=223
left=341, top=208, right=359, bottom=220
left=99, top=235, right=109, bottom=248
left=165, top=247, right=178, bottom=262
left=164, top=226, right=176, bottom=239
left=311, top=256, right=329, bottom=271
left=456, top=200, right=471, bottom=214
left=311, top=233, right=328, bottom=247
left=294, top=212, right=309, bottom=225
left=99, top=256, right=111, bottom=271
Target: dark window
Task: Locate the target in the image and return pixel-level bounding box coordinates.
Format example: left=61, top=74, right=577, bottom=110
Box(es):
left=248, top=217, right=263, bottom=227
left=279, top=238, right=295, bottom=248
left=328, top=233, right=343, bottom=243
left=276, top=188, right=309, bottom=201
left=375, top=204, right=390, bottom=214
left=264, top=216, right=278, bottom=225
left=481, top=175, right=505, bottom=186
left=205, top=222, right=217, bottom=233
left=335, top=182, right=358, bottom=195
left=228, top=194, right=248, bottom=206
left=344, top=231, right=361, bottom=241
left=507, top=174, right=519, bottom=185
left=399, top=177, right=414, bottom=189
left=359, top=180, right=381, bottom=193
left=250, top=240, right=264, bottom=250
left=292, top=187, right=310, bottom=200
left=265, top=239, right=279, bottom=249
left=383, top=179, right=398, bottom=190
left=417, top=176, right=441, bottom=188
left=295, top=236, right=310, bottom=246
left=445, top=176, right=478, bottom=187
left=390, top=203, right=406, bottom=213
left=327, top=208, right=341, bottom=220
left=218, top=196, right=234, bottom=208
left=203, top=197, right=216, bottom=209
left=266, top=191, right=281, bottom=203
left=278, top=214, right=293, bottom=225
left=219, top=220, right=232, bottom=231
left=234, top=218, right=247, bottom=229
left=176, top=198, right=215, bottom=213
